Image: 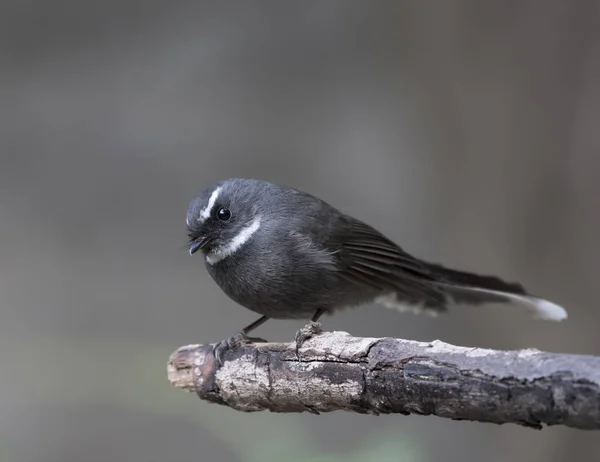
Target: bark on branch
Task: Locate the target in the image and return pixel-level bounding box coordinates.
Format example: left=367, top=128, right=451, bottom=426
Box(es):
left=167, top=329, right=600, bottom=430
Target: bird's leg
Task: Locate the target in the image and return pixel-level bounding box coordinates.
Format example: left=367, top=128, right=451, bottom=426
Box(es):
left=294, top=309, right=325, bottom=357
left=310, top=309, right=326, bottom=323
left=213, top=315, right=269, bottom=365
left=239, top=315, right=270, bottom=343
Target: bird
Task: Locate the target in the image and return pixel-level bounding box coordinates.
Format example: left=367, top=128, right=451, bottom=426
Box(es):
left=185, top=178, right=567, bottom=353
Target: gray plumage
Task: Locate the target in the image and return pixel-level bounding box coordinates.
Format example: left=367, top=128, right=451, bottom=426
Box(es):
left=186, top=178, right=567, bottom=339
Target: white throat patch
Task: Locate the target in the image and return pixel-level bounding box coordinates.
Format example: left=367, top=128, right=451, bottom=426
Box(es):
left=206, top=216, right=262, bottom=265
left=197, top=186, right=222, bottom=223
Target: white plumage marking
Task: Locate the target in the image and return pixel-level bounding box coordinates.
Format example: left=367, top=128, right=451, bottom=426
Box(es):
left=532, top=298, right=568, bottom=321
left=375, top=288, right=568, bottom=321
left=461, top=287, right=568, bottom=321
left=374, top=293, right=440, bottom=317
left=197, top=186, right=222, bottom=223
left=206, top=216, right=262, bottom=265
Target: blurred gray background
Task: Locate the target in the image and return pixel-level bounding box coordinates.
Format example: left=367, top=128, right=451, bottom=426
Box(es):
left=2, top=1, right=600, bottom=461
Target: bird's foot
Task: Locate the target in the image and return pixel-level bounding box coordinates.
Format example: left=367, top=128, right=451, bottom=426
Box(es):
left=213, top=332, right=268, bottom=366
left=294, top=321, right=323, bottom=358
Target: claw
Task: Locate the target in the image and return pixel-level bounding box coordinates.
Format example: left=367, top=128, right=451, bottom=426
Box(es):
left=294, top=321, right=323, bottom=358
left=213, top=332, right=268, bottom=365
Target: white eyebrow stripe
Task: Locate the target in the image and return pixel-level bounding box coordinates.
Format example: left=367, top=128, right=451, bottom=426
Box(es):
left=197, top=186, right=222, bottom=223
left=206, top=216, right=261, bottom=265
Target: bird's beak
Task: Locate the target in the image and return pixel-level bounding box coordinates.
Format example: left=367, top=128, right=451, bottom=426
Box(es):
left=188, top=236, right=209, bottom=255
left=189, top=242, right=202, bottom=255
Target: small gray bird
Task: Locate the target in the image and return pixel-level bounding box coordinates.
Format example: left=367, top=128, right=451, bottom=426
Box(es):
left=186, top=178, right=567, bottom=350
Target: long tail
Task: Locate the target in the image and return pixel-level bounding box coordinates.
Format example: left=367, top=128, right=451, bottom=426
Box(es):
left=428, top=263, right=568, bottom=321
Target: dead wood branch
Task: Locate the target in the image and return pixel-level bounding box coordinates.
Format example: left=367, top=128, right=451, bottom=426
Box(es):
left=167, top=330, right=600, bottom=430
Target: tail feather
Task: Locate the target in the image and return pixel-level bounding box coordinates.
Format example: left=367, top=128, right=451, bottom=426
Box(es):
left=441, top=284, right=567, bottom=321
left=428, top=263, right=568, bottom=322
left=427, top=262, right=527, bottom=294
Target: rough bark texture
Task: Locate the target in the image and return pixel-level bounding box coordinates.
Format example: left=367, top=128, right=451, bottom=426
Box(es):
left=167, top=329, right=600, bottom=430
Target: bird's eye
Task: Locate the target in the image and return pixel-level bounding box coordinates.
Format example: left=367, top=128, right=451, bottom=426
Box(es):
left=216, top=207, right=231, bottom=221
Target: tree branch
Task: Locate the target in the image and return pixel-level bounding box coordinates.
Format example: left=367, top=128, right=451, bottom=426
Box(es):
left=167, top=329, right=600, bottom=430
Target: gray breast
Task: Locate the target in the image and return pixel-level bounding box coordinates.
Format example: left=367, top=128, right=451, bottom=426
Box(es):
left=206, top=232, right=375, bottom=319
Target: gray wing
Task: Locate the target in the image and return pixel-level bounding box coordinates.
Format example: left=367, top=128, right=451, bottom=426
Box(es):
left=325, top=217, right=449, bottom=308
